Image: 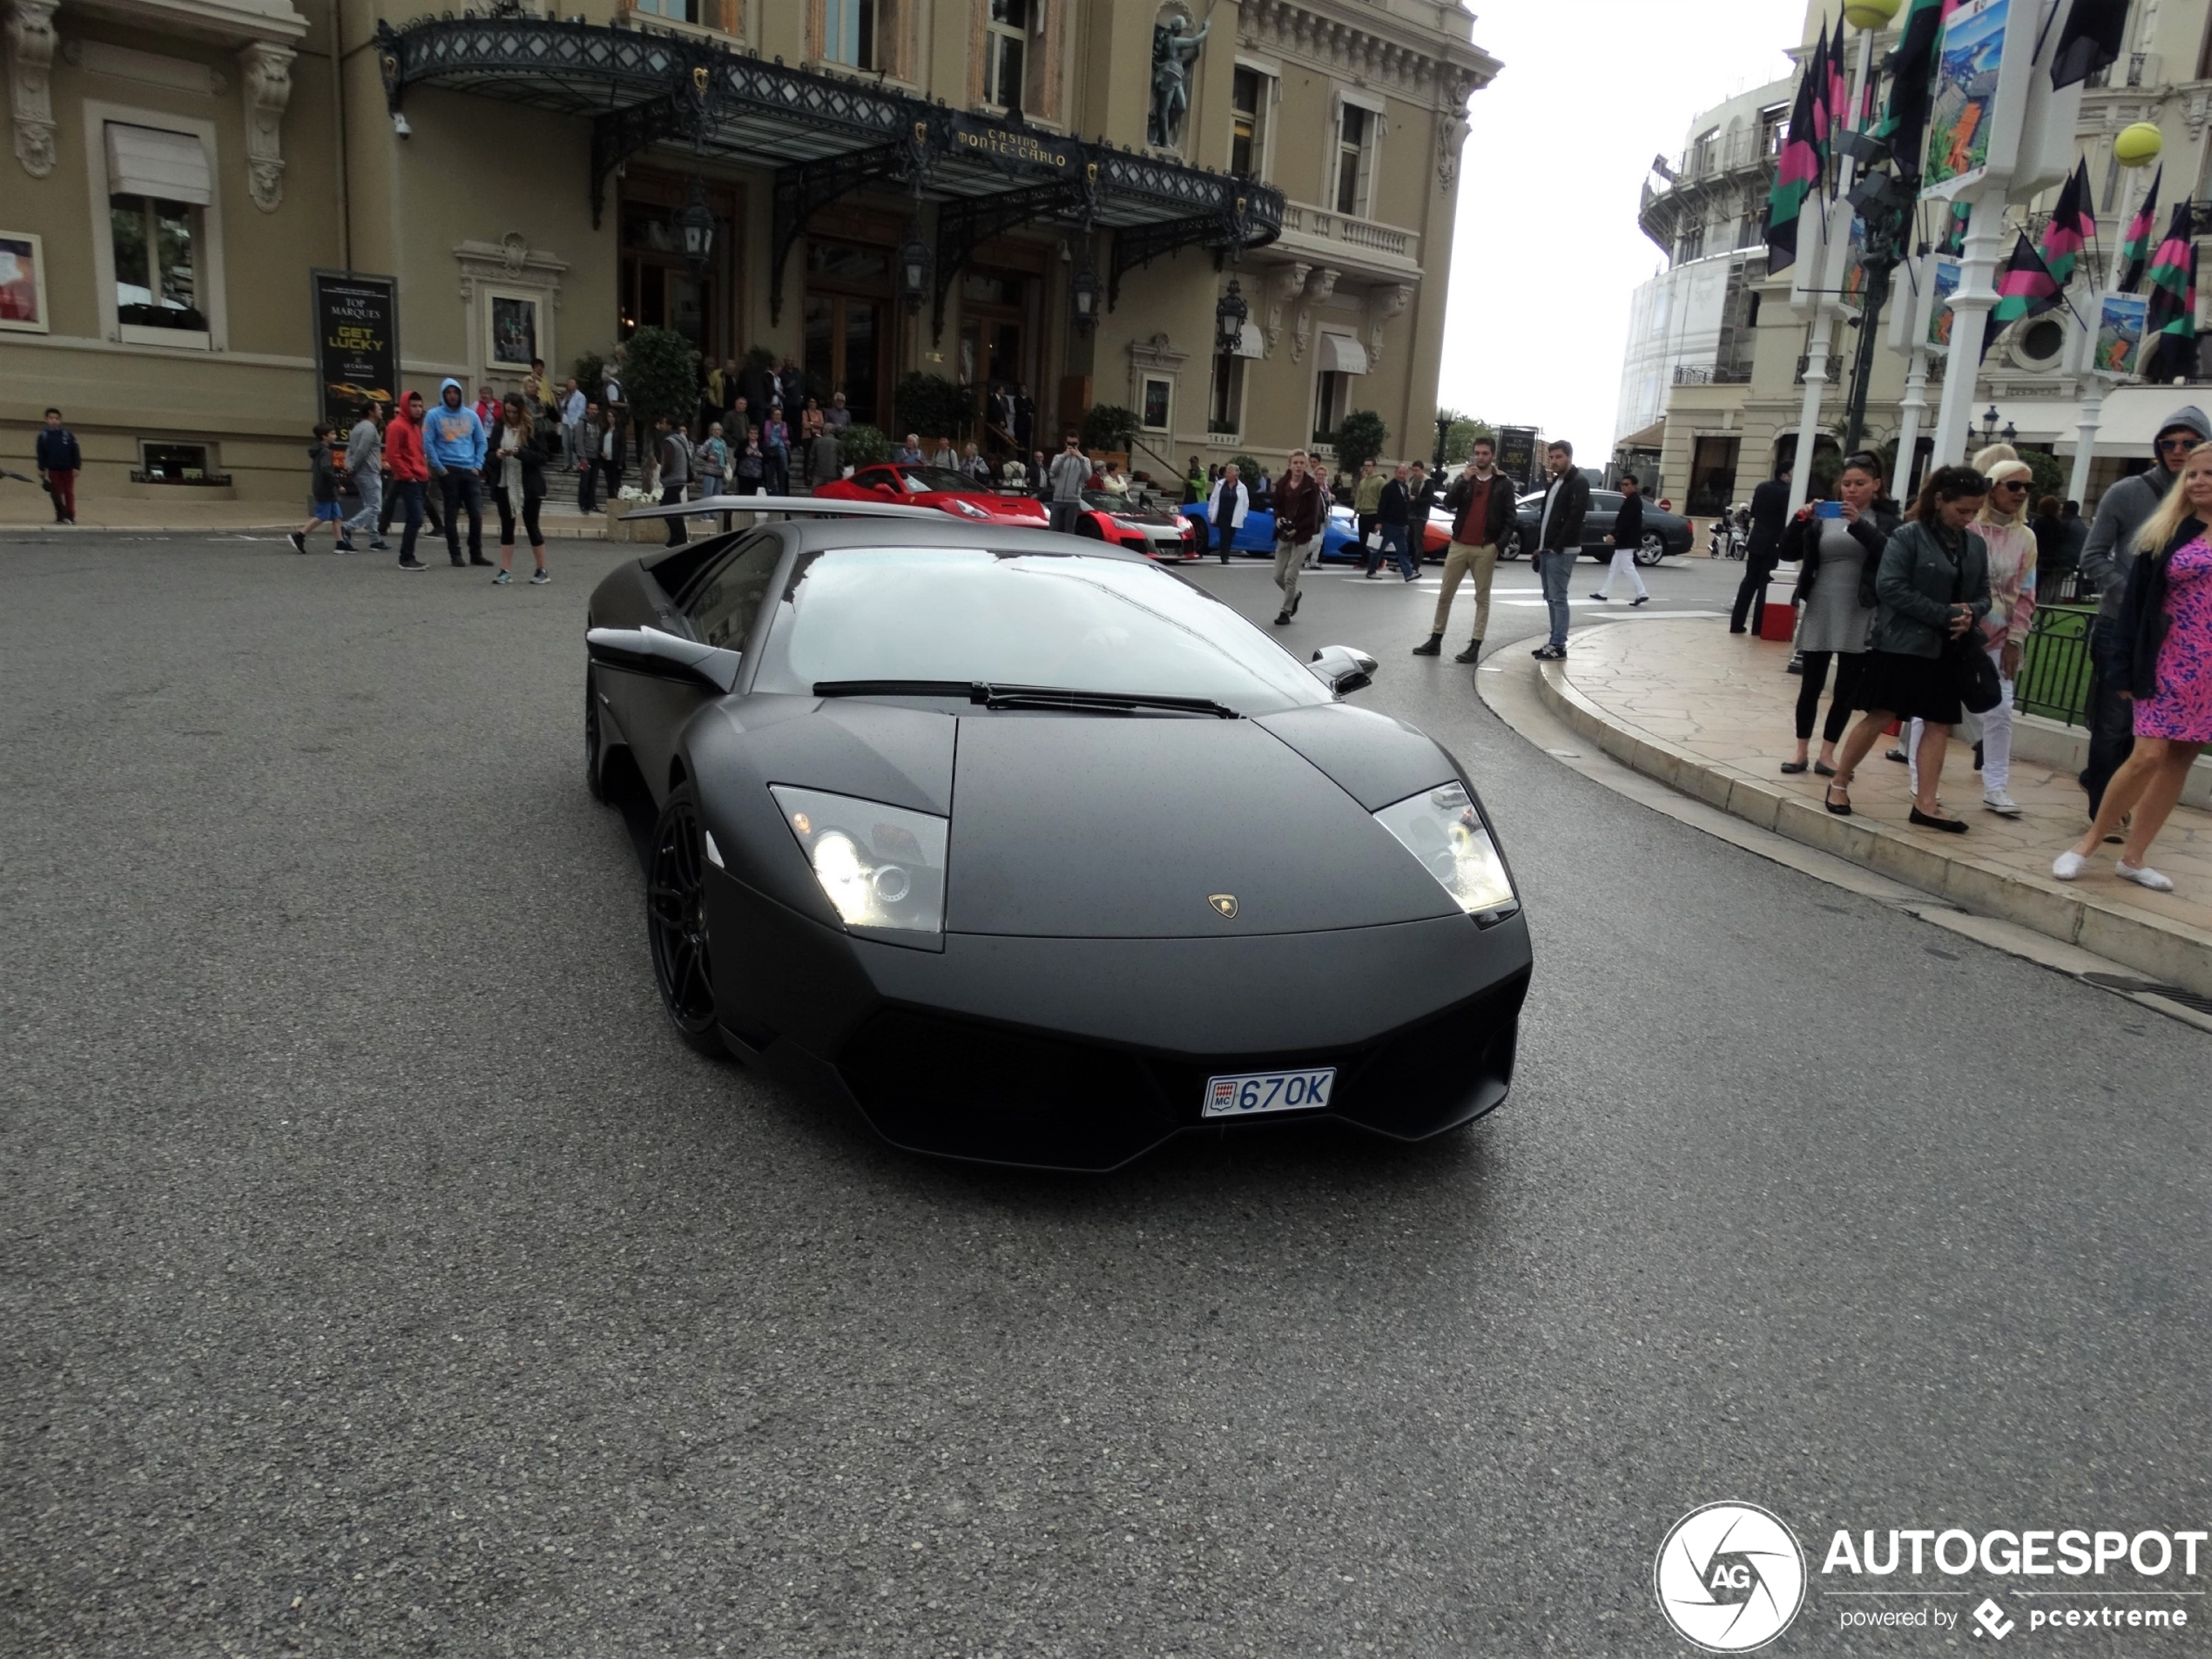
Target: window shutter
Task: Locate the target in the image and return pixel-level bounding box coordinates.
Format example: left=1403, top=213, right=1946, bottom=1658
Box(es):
left=105, top=123, right=212, bottom=205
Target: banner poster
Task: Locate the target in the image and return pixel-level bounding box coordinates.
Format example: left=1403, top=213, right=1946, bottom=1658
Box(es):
left=2094, top=293, right=2148, bottom=380
left=1494, top=427, right=1540, bottom=489
left=309, top=270, right=400, bottom=428
left=1924, top=0, right=2008, bottom=197
left=1839, top=216, right=1868, bottom=314
left=1928, top=256, right=1962, bottom=353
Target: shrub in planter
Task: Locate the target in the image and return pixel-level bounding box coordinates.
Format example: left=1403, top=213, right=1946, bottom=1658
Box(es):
left=1332, top=409, right=1388, bottom=475
left=838, top=424, right=891, bottom=469
left=893, top=374, right=973, bottom=443
left=621, top=327, right=700, bottom=435
left=1082, top=404, right=1141, bottom=455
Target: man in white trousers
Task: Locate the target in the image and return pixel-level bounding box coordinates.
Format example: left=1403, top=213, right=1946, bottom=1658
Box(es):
left=1591, top=472, right=1650, bottom=605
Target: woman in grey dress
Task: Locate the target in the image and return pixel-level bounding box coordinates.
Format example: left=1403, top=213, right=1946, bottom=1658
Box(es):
left=1777, top=453, right=1898, bottom=775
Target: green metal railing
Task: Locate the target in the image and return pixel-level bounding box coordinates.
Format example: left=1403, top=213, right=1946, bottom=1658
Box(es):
left=2015, top=604, right=2095, bottom=725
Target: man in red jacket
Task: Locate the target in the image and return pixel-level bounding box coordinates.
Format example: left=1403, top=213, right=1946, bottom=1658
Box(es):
left=1271, top=449, right=1325, bottom=626
left=383, top=390, right=432, bottom=571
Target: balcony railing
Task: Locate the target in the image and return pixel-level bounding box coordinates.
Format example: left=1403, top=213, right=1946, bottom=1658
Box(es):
left=1276, top=203, right=1420, bottom=265
left=1794, top=354, right=1842, bottom=384
left=1673, top=363, right=1752, bottom=386
left=1661, top=128, right=1778, bottom=187
left=2084, top=51, right=2160, bottom=89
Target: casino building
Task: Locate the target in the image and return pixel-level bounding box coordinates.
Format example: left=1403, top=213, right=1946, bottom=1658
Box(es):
left=0, top=0, right=1494, bottom=504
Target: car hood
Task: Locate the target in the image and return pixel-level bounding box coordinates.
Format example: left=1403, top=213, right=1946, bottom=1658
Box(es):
left=944, top=715, right=1460, bottom=939
left=917, top=492, right=1048, bottom=519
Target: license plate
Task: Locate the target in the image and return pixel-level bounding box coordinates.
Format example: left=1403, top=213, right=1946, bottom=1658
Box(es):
left=1203, top=1067, right=1337, bottom=1119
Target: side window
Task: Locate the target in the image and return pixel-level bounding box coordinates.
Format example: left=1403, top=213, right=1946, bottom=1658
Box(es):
left=687, top=535, right=786, bottom=651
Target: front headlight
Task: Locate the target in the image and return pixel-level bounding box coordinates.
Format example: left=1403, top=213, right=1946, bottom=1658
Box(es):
left=950, top=499, right=991, bottom=519
left=769, top=786, right=948, bottom=941
left=1373, top=782, right=1518, bottom=921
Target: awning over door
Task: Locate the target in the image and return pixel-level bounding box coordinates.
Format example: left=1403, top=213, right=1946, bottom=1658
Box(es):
left=1233, top=320, right=1264, bottom=360
left=106, top=123, right=212, bottom=204
left=1318, top=333, right=1369, bottom=374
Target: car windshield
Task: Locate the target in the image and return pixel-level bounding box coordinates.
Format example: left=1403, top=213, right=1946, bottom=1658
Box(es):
left=1082, top=492, right=1150, bottom=514
left=895, top=467, right=976, bottom=494
left=751, top=546, right=1332, bottom=712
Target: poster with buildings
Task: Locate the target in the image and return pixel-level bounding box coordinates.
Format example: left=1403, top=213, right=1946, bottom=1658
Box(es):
left=1924, top=0, right=2007, bottom=195
left=2094, top=293, right=2148, bottom=379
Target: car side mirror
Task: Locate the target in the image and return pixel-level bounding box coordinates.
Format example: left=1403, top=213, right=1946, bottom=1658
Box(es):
left=586, top=625, right=740, bottom=695
left=1310, top=644, right=1378, bottom=697
left=872, top=480, right=900, bottom=498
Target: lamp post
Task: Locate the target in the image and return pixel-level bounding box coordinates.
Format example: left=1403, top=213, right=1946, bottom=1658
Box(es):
left=897, top=218, right=930, bottom=315
left=1214, top=276, right=1248, bottom=358
left=1069, top=239, right=1100, bottom=334
left=1979, top=404, right=2000, bottom=448
left=1433, top=411, right=1452, bottom=474
left=674, top=179, right=715, bottom=283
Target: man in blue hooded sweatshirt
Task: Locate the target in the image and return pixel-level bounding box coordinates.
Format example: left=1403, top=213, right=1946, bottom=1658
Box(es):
left=425, top=376, right=489, bottom=567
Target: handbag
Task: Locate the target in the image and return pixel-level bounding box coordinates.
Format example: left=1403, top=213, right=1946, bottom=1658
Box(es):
left=1942, top=536, right=2005, bottom=715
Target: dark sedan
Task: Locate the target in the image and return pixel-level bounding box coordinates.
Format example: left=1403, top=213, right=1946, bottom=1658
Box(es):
left=1503, top=489, right=1692, bottom=564
left=583, top=502, right=1532, bottom=1172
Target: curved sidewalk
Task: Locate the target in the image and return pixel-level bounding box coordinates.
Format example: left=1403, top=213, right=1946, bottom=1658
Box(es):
left=1533, top=618, right=2212, bottom=1000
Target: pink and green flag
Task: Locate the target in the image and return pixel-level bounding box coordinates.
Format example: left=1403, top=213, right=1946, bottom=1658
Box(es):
left=2143, top=200, right=2199, bottom=381
left=1985, top=234, right=2062, bottom=357
left=2038, top=158, right=2097, bottom=290
left=1764, top=42, right=1825, bottom=273
left=2118, top=165, right=2161, bottom=293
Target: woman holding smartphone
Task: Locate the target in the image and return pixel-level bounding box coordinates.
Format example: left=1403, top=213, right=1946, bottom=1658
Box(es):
left=1778, top=452, right=1897, bottom=776
left=2054, top=442, right=2212, bottom=891
left=1824, top=465, right=1991, bottom=831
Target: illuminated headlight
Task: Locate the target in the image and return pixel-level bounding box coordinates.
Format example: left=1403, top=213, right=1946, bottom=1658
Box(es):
left=1373, top=782, right=1518, bottom=921
left=770, top=785, right=948, bottom=941
left=949, top=499, right=991, bottom=519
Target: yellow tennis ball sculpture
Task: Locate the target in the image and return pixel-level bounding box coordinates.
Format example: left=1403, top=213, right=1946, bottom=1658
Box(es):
left=2114, top=123, right=2163, bottom=168
left=1843, top=0, right=1901, bottom=29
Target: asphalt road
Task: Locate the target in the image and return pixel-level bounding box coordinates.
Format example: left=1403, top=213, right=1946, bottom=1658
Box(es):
left=3, top=530, right=2207, bottom=1657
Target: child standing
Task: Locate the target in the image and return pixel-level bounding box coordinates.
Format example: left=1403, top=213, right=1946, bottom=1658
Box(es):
left=288, top=424, right=346, bottom=554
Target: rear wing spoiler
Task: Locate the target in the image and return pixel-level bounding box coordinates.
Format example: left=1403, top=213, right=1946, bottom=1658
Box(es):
left=617, top=494, right=949, bottom=523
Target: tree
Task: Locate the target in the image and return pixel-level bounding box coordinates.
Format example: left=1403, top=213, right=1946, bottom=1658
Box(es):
left=893, top=373, right=972, bottom=442
left=1435, top=408, right=1494, bottom=465
left=1333, top=409, right=1388, bottom=475
left=1230, top=452, right=1266, bottom=482
left=570, top=350, right=608, bottom=399
left=1082, top=404, right=1141, bottom=455
left=618, top=327, right=697, bottom=435
left=2019, top=448, right=2067, bottom=504
left=839, top=424, right=891, bottom=469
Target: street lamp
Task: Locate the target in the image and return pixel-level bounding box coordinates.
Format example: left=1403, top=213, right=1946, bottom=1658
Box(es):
left=1069, top=246, right=1100, bottom=334
left=1980, top=405, right=2000, bottom=446
left=897, top=218, right=930, bottom=314
left=1433, top=411, right=1452, bottom=474
left=2001, top=420, right=2018, bottom=445
left=1214, top=277, right=1248, bottom=358
left=674, top=179, right=715, bottom=282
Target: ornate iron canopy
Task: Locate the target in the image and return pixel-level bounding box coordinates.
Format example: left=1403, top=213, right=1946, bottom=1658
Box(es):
left=374, top=15, right=1282, bottom=325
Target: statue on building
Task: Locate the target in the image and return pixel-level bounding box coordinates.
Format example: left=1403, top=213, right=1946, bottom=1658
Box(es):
left=1149, top=1, right=1216, bottom=152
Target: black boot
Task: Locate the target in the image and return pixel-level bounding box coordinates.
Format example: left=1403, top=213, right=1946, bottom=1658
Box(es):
left=1411, top=634, right=1443, bottom=657
left=1453, top=638, right=1483, bottom=664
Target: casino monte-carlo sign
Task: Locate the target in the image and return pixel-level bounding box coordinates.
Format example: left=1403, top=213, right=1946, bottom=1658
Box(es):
left=946, top=112, right=1078, bottom=174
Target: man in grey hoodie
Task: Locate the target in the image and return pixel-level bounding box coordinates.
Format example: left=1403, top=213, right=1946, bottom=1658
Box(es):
left=340, top=402, right=389, bottom=553
left=2076, top=403, right=2210, bottom=814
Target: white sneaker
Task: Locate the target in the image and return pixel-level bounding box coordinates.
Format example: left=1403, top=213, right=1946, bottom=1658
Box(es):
left=1982, top=790, right=2022, bottom=817
left=2116, top=860, right=2175, bottom=893
left=2052, top=850, right=2088, bottom=880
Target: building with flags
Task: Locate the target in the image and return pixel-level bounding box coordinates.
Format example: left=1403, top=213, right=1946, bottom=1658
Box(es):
left=0, top=0, right=1494, bottom=504
left=1617, top=0, right=2212, bottom=518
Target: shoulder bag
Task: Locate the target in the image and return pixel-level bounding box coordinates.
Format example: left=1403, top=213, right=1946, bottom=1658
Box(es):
left=1943, top=534, right=2004, bottom=715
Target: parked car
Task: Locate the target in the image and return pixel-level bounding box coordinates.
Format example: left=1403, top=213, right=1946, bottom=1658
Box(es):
left=1501, top=489, right=1692, bottom=564
left=1075, top=490, right=1200, bottom=558
left=813, top=463, right=1050, bottom=528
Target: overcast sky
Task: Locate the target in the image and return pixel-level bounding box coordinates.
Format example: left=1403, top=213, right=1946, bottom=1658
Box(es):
left=1436, top=0, right=1808, bottom=451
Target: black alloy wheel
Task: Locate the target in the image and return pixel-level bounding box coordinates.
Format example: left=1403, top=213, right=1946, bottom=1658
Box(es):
left=646, top=785, right=725, bottom=1055
left=584, top=666, right=605, bottom=801
left=1500, top=529, right=1524, bottom=562
left=1634, top=531, right=1669, bottom=568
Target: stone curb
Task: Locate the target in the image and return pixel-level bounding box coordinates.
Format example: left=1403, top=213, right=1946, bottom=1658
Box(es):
left=1534, top=624, right=2212, bottom=1001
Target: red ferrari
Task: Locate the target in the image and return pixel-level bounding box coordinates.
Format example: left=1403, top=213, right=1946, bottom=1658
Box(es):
left=814, top=463, right=1049, bottom=527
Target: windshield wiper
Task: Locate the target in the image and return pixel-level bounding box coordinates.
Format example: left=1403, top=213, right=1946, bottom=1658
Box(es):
left=813, top=680, right=1238, bottom=718
left=977, top=684, right=1240, bottom=719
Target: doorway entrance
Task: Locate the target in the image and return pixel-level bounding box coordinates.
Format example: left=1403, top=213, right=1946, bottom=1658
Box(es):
left=618, top=174, right=738, bottom=361
left=803, top=239, right=891, bottom=428
left=959, top=268, right=1029, bottom=452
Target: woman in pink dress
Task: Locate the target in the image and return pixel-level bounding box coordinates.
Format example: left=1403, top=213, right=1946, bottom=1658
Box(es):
left=2054, top=445, right=2212, bottom=892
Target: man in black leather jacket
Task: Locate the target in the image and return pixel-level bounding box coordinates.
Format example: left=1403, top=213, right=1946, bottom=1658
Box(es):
left=1530, top=440, right=1590, bottom=659
left=1730, top=462, right=1796, bottom=634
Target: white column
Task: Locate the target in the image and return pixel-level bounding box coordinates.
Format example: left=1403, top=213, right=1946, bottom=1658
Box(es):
left=2068, top=377, right=2105, bottom=504
left=1894, top=346, right=1930, bottom=494
left=1787, top=314, right=1834, bottom=515
left=1932, top=184, right=2006, bottom=467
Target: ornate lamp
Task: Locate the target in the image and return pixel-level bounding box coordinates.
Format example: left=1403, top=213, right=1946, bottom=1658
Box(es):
left=897, top=219, right=930, bottom=314
left=1433, top=412, right=1452, bottom=474
left=1980, top=405, right=2000, bottom=445
left=675, top=180, right=715, bottom=282
left=1070, top=248, right=1100, bottom=334
left=1214, top=277, right=1248, bottom=358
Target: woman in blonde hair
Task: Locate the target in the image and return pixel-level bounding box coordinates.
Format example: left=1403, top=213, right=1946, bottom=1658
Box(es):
left=2054, top=442, right=2212, bottom=891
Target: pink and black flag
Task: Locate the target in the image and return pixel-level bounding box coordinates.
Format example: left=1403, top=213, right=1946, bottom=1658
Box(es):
left=1824, top=14, right=1851, bottom=184
left=2119, top=165, right=2161, bottom=292
left=2143, top=200, right=2199, bottom=381
left=2050, top=0, right=2132, bottom=90
left=2039, top=158, right=2097, bottom=290
left=1764, top=41, right=1825, bottom=273
left=1984, top=235, right=2064, bottom=358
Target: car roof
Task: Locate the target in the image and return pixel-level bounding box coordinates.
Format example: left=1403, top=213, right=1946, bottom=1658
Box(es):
left=778, top=516, right=1156, bottom=563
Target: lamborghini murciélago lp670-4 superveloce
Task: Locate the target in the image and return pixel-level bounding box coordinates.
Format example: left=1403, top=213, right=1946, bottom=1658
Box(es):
left=584, top=497, right=1532, bottom=1171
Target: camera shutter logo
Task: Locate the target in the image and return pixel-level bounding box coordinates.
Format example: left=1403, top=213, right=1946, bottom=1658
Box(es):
left=1654, top=1501, right=1807, bottom=1653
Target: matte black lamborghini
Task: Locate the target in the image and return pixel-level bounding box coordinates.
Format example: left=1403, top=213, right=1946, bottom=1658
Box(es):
left=584, top=500, right=1532, bottom=1171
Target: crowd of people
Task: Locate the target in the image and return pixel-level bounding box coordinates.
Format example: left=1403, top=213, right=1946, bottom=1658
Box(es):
left=1736, top=408, right=2212, bottom=895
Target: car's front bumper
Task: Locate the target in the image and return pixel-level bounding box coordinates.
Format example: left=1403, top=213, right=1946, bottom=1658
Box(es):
left=707, top=871, right=1532, bottom=1170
